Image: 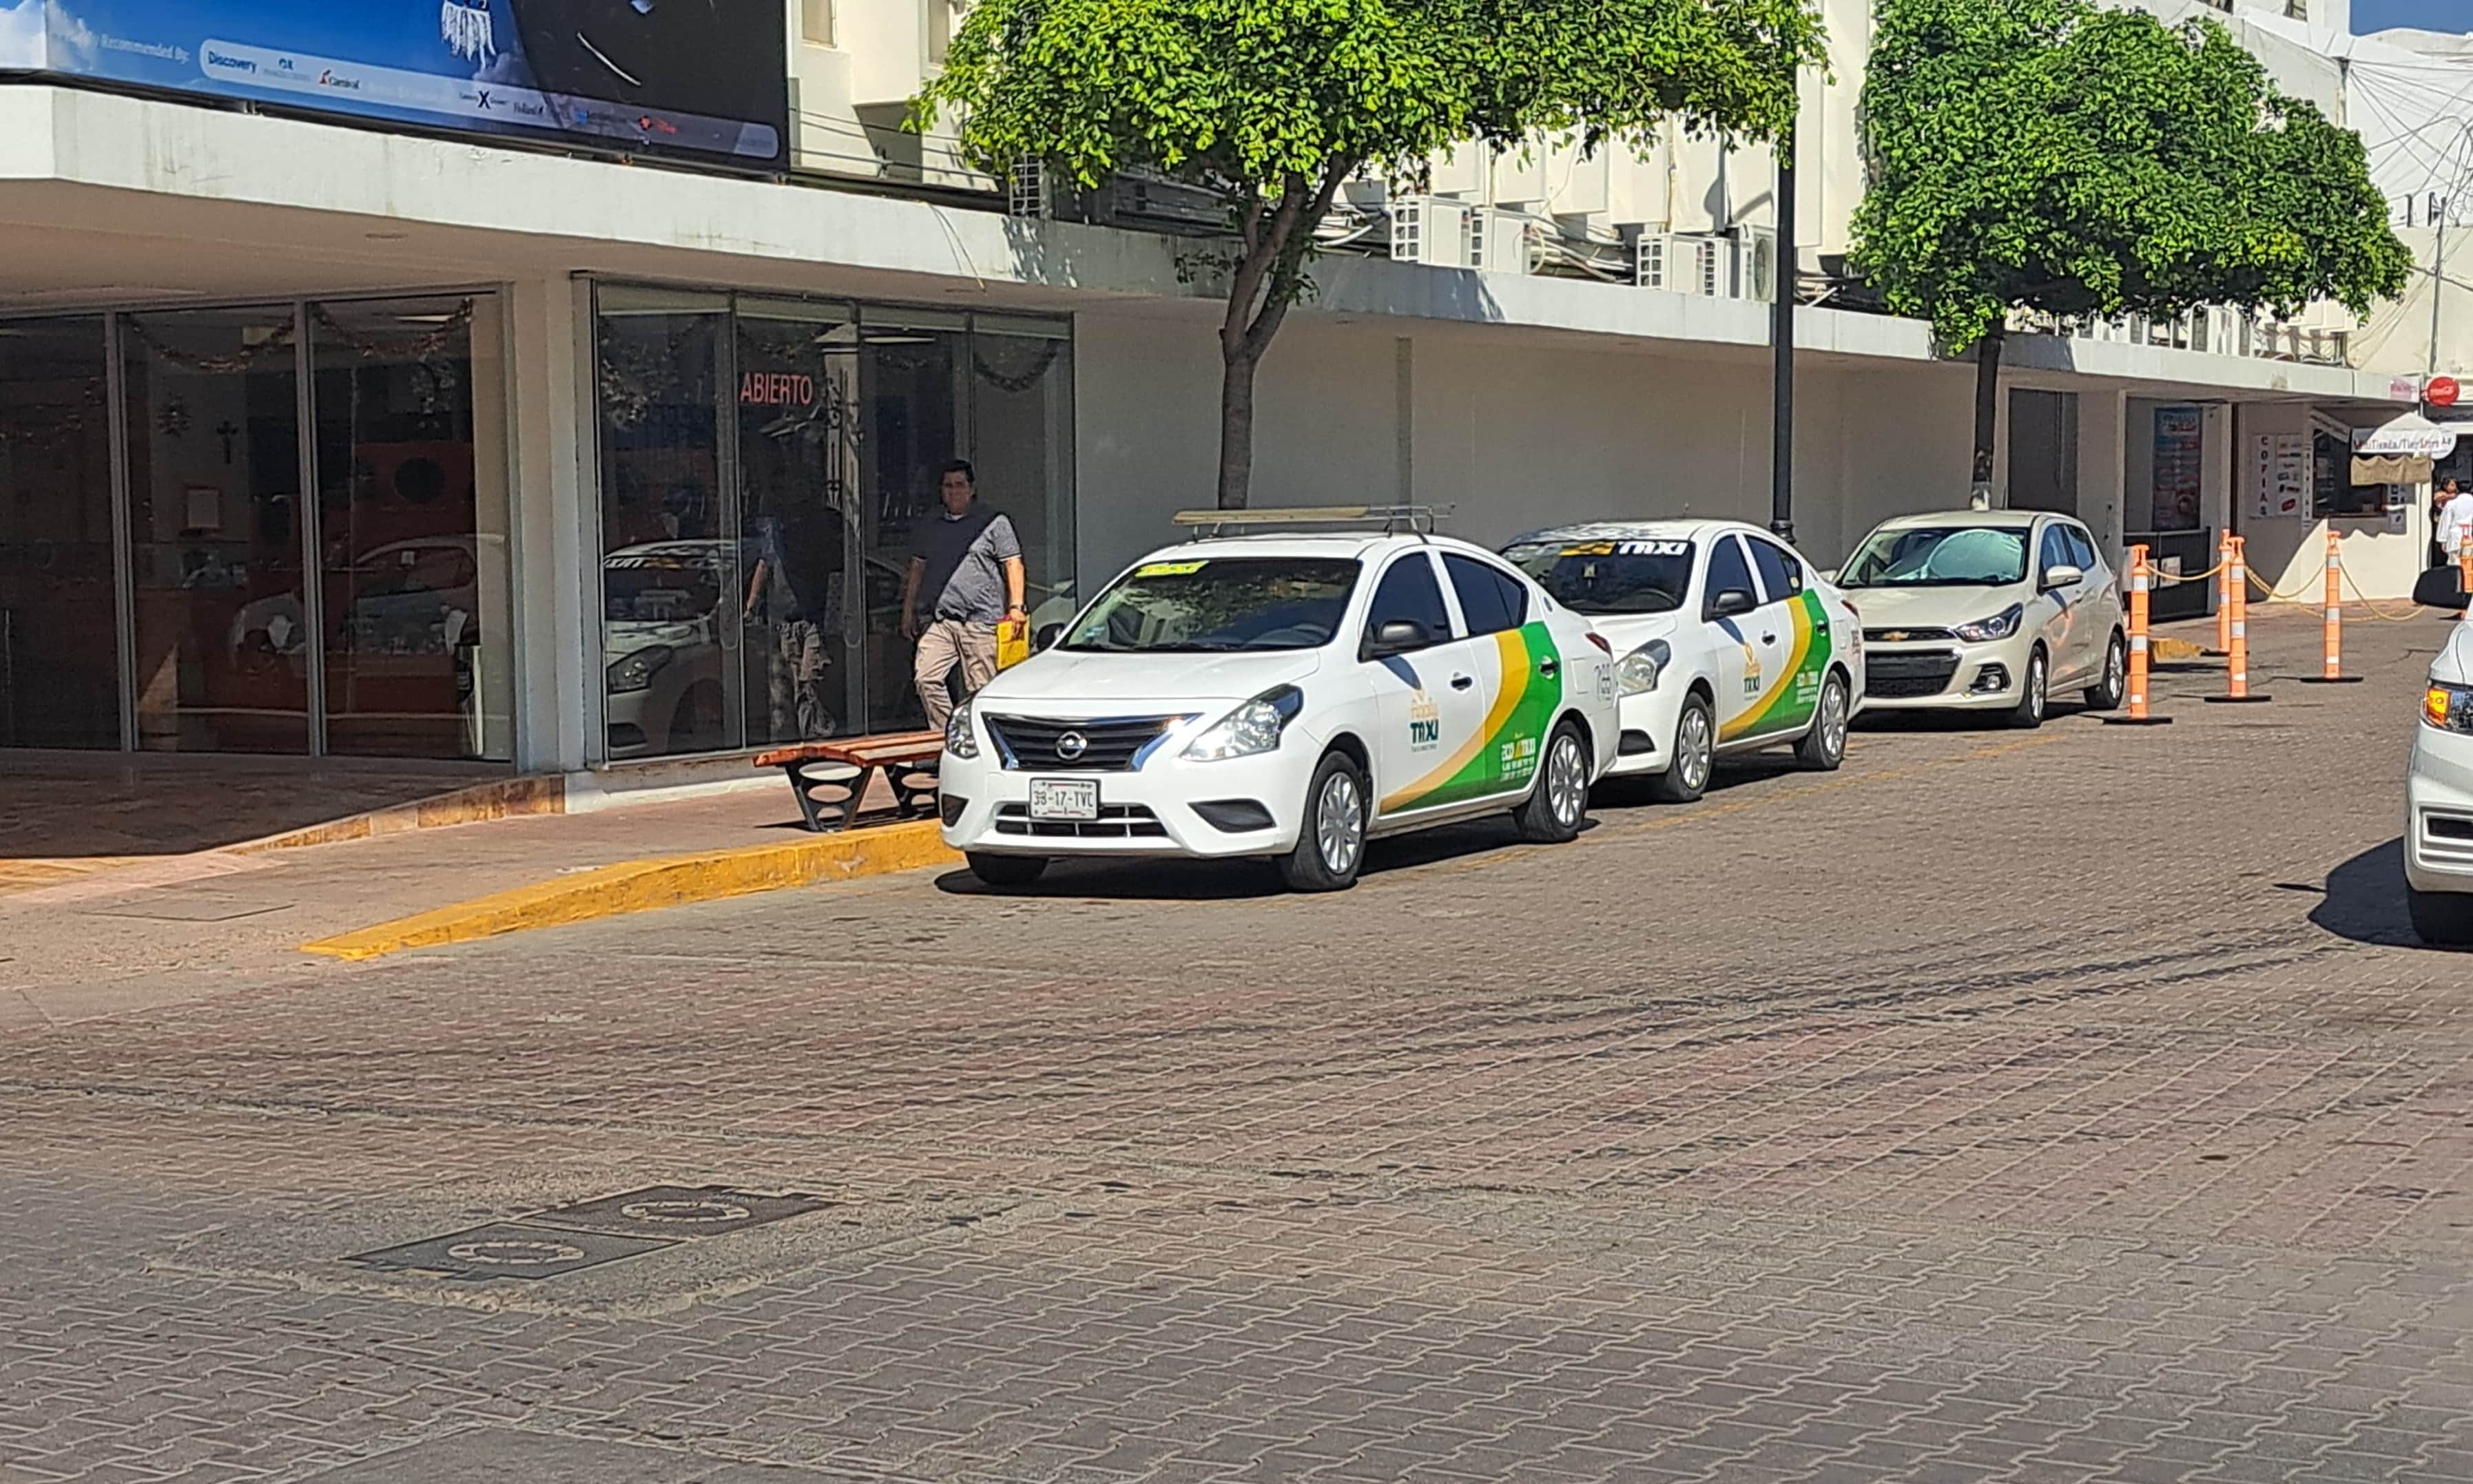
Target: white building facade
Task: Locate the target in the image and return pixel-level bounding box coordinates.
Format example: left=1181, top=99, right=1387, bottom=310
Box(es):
left=0, top=0, right=2419, bottom=779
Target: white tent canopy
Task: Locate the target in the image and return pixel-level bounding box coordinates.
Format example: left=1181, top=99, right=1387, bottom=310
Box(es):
left=2352, top=411, right=2459, bottom=459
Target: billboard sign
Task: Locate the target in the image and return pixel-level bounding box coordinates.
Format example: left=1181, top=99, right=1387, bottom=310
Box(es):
left=0, top=1, right=787, bottom=168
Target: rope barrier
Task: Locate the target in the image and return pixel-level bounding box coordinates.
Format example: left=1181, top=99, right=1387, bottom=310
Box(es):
left=2152, top=560, right=2228, bottom=585
left=2338, top=566, right=2430, bottom=623
left=2245, top=567, right=2328, bottom=603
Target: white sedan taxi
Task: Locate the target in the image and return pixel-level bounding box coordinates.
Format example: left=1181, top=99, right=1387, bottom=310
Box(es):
left=1500, top=521, right=1865, bottom=802
left=939, top=526, right=1620, bottom=892
left=2408, top=567, right=2473, bottom=946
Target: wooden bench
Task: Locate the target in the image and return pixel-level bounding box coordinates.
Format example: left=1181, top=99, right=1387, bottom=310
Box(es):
left=753, top=731, right=944, bottom=833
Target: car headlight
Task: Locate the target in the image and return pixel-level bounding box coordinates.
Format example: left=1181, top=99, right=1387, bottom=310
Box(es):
left=2428, top=682, right=2473, bottom=733
left=945, top=696, right=981, bottom=759
left=1183, top=684, right=1305, bottom=762
left=1954, top=604, right=2025, bottom=642
left=606, top=644, right=674, bottom=694
left=1617, top=639, right=1672, bottom=698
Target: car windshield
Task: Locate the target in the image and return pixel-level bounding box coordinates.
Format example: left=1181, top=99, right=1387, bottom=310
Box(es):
left=1841, top=526, right=2029, bottom=587
left=1502, top=538, right=1693, bottom=615
left=1062, top=557, right=1360, bottom=653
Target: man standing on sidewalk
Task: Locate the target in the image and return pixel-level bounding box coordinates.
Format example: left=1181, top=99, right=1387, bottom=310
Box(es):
left=902, top=460, right=1026, bottom=731
left=2441, top=478, right=2473, bottom=574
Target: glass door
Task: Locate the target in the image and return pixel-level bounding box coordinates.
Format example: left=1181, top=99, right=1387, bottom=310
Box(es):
left=858, top=309, right=967, bottom=733
left=0, top=317, right=118, bottom=749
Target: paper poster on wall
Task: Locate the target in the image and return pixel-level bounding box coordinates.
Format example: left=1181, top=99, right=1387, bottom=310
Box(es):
left=2153, top=407, right=2204, bottom=530
left=2253, top=433, right=2308, bottom=519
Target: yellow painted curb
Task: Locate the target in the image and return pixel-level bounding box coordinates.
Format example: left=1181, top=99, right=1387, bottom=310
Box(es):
left=301, top=822, right=958, bottom=963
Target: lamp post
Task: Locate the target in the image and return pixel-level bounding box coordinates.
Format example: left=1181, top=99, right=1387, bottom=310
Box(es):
left=1771, top=116, right=1797, bottom=545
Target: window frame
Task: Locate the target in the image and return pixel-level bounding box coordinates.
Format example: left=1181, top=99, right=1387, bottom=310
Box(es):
left=1360, top=550, right=1456, bottom=657
left=1442, top=551, right=1528, bottom=637
left=1702, top=534, right=1760, bottom=619
left=1746, top=536, right=1805, bottom=607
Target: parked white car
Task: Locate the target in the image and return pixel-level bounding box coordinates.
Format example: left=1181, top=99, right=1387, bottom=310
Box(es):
left=1499, top=521, right=1864, bottom=802
left=939, top=530, right=1622, bottom=892
left=2408, top=569, right=2473, bottom=946
left=1836, top=511, right=2127, bottom=727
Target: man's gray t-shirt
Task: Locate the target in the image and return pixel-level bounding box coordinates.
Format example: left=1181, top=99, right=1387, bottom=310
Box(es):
left=915, top=506, right=1022, bottom=624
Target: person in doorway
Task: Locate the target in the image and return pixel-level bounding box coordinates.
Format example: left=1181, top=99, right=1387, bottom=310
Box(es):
left=745, top=497, right=847, bottom=740
left=902, top=460, right=1026, bottom=732
left=2436, top=479, right=2468, bottom=569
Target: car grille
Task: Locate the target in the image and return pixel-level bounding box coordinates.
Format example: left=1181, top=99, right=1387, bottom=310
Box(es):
left=1865, top=651, right=1961, bottom=700
left=1863, top=626, right=1957, bottom=644
left=984, top=715, right=1183, bottom=772
left=994, top=803, right=1170, bottom=839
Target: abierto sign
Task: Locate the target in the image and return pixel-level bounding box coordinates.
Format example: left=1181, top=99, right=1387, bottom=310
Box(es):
left=3, top=0, right=787, bottom=168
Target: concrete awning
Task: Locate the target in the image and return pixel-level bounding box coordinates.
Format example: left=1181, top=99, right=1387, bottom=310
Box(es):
left=2353, top=412, right=2459, bottom=457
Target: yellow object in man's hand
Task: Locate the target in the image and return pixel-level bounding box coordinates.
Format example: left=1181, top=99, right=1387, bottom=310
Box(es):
left=996, top=618, right=1031, bottom=671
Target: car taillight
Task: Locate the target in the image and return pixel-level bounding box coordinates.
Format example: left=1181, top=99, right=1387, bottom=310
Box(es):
left=1584, top=631, right=1612, bottom=654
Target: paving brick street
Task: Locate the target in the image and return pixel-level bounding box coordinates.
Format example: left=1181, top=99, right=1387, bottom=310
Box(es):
left=5, top=612, right=2472, bottom=1484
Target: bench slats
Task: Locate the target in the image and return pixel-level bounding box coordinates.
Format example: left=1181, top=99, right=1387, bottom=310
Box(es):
left=753, top=730, right=943, bottom=771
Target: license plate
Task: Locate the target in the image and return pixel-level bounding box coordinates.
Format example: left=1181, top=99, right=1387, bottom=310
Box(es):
left=1028, top=778, right=1099, bottom=821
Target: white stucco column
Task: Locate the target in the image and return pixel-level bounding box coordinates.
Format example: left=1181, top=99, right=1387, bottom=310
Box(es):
left=2079, top=388, right=2128, bottom=565
left=505, top=274, right=597, bottom=775
left=2203, top=402, right=2235, bottom=547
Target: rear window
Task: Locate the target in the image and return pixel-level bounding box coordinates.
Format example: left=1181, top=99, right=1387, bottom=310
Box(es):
left=1502, top=538, right=1693, bottom=616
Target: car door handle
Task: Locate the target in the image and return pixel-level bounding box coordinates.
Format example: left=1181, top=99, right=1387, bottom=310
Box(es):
left=1451, top=673, right=1475, bottom=691
left=1761, top=634, right=1777, bottom=645
left=1538, top=658, right=1560, bottom=678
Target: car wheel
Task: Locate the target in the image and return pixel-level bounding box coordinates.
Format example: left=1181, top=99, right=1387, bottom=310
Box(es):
left=2408, top=887, right=2473, bottom=948
left=1794, top=671, right=1850, bottom=771
left=1278, top=751, right=1369, bottom=892
left=2005, top=646, right=2049, bottom=730
left=1513, top=719, right=1591, bottom=844
left=2085, top=630, right=2128, bottom=712
left=1649, top=693, right=1715, bottom=804
left=966, top=853, right=1048, bottom=888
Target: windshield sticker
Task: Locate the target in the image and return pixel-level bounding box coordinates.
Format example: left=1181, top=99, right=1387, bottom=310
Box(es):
left=1616, top=540, right=1691, bottom=556
left=1559, top=542, right=1615, bottom=557
left=1134, top=560, right=1209, bottom=578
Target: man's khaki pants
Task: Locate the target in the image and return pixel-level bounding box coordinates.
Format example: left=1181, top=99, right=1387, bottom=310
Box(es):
left=915, top=618, right=998, bottom=731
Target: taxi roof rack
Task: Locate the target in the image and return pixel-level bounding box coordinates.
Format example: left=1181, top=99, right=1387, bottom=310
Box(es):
left=1170, top=504, right=1456, bottom=539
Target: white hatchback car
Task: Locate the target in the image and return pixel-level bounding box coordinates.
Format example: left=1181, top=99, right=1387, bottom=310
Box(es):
left=1836, top=511, right=2127, bottom=727
left=2408, top=568, right=2473, bottom=946
left=1499, top=521, right=1865, bottom=802
left=939, top=529, right=1620, bottom=892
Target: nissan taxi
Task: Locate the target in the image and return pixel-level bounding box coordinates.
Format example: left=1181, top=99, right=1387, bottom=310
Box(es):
left=1499, top=521, right=1865, bottom=802
left=938, top=524, right=1620, bottom=892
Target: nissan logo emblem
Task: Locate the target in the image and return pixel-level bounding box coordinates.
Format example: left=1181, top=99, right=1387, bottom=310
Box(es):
left=1055, top=731, right=1088, bottom=761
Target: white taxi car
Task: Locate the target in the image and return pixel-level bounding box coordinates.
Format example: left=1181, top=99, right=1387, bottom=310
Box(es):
left=938, top=526, right=1620, bottom=892
left=1499, top=521, right=1865, bottom=802
left=2408, top=567, right=2473, bottom=946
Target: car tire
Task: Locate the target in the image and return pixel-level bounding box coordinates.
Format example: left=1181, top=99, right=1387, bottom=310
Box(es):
left=1278, top=750, right=1369, bottom=892
left=2408, top=886, right=2473, bottom=948
left=2085, top=630, right=2129, bottom=712
left=1513, top=719, right=1591, bottom=844
left=1649, top=693, right=1716, bottom=804
left=1794, top=671, right=1851, bottom=771
left=966, top=853, right=1048, bottom=888
left=2005, top=646, right=2049, bottom=730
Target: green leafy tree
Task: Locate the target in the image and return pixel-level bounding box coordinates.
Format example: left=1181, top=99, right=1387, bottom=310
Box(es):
left=1851, top=0, right=2410, bottom=498
left=916, top=0, right=1824, bottom=509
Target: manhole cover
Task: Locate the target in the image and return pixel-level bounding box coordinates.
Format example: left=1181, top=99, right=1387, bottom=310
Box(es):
left=343, top=1222, right=670, bottom=1282
left=519, top=1184, right=834, bottom=1240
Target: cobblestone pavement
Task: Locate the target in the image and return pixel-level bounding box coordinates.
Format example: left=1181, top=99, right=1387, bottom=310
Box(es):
left=5, top=612, right=2471, bottom=1484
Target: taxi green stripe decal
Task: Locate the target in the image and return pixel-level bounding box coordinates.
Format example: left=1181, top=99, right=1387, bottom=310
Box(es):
left=1719, top=590, right=1832, bottom=742
left=1381, top=623, right=1564, bottom=814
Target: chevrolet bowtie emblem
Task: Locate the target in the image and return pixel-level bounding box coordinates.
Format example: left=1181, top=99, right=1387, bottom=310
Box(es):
left=1880, top=631, right=1911, bottom=642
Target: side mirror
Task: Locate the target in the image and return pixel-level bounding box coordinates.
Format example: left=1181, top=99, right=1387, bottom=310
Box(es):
left=1365, top=618, right=1432, bottom=658
left=2414, top=566, right=2472, bottom=612
left=1709, top=588, right=1758, bottom=619
left=2042, top=564, right=2084, bottom=592
left=1034, top=623, right=1064, bottom=652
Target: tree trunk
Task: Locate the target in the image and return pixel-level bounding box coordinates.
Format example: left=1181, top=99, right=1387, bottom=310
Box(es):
left=1217, top=346, right=1260, bottom=511
left=1972, top=328, right=2004, bottom=500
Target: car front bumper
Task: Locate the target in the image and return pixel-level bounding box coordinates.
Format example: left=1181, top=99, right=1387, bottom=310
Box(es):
left=939, top=741, right=1313, bottom=859
left=2406, top=721, right=2473, bottom=896
left=1859, top=635, right=2034, bottom=711
left=1601, top=687, right=1688, bottom=777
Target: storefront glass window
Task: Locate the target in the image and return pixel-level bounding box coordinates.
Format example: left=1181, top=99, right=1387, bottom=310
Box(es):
left=122, top=306, right=309, bottom=755
left=592, top=286, right=1075, bottom=759
left=0, top=318, right=117, bottom=749
left=310, top=295, right=515, bottom=761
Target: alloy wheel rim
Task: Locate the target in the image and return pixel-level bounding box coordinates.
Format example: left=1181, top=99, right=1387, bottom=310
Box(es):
left=1821, top=681, right=1848, bottom=760
left=1681, top=709, right=1713, bottom=790
left=2108, top=640, right=2125, bottom=699
left=1317, top=773, right=1363, bottom=875
left=2030, top=656, right=2047, bottom=718
left=1548, top=734, right=1586, bottom=826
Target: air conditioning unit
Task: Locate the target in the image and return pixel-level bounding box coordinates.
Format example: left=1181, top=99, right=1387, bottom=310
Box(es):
left=1469, top=210, right=1538, bottom=275
left=1735, top=227, right=1777, bottom=302
left=1637, top=233, right=1725, bottom=295
left=1392, top=196, right=1475, bottom=269
left=1089, top=168, right=1236, bottom=234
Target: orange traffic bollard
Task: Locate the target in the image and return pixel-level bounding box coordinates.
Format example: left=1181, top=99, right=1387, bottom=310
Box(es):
left=2207, top=535, right=2271, bottom=705
left=2302, top=528, right=2361, bottom=685
left=2105, top=543, right=2173, bottom=727
left=2213, top=528, right=2235, bottom=656
left=2462, top=548, right=2473, bottom=620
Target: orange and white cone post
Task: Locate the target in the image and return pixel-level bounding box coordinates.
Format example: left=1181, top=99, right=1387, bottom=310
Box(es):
left=2303, top=528, right=2361, bottom=684
left=2214, top=529, right=2236, bottom=656
left=2208, top=535, right=2271, bottom=705
left=2107, top=543, right=2173, bottom=726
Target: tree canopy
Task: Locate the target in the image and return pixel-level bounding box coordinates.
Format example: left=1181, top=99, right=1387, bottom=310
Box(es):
left=1851, top=0, right=2410, bottom=487
left=917, top=0, right=1825, bottom=508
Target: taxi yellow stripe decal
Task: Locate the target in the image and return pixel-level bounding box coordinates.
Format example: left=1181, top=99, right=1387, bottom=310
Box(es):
left=1381, top=629, right=1529, bottom=814
left=1720, top=592, right=1830, bottom=742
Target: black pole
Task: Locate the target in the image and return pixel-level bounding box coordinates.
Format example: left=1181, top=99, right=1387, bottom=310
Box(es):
left=1770, top=118, right=1797, bottom=545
